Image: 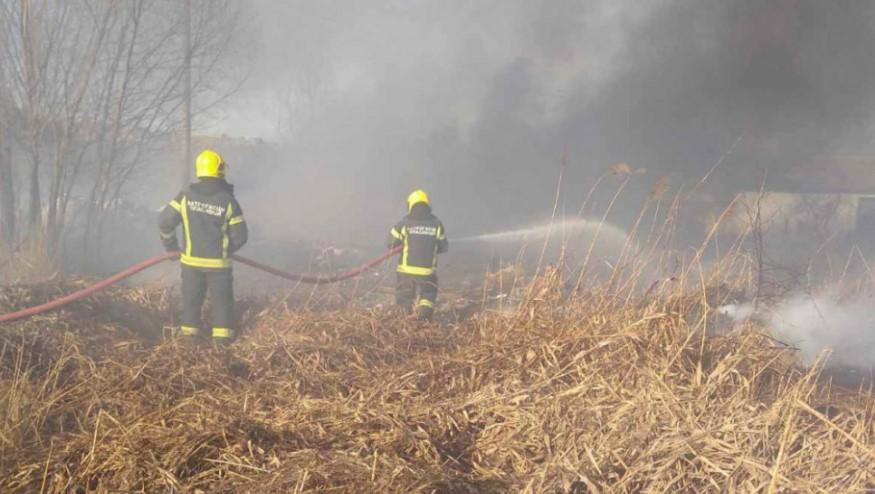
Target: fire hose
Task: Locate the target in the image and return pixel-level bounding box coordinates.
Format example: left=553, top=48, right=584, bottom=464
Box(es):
left=0, top=247, right=402, bottom=324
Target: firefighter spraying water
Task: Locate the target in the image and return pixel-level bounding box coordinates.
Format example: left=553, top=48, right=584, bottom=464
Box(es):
left=388, top=190, right=448, bottom=322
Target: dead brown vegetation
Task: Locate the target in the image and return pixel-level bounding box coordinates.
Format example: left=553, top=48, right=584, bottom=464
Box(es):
left=0, top=276, right=873, bottom=493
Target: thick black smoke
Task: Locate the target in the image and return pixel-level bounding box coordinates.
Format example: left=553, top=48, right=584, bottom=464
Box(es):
left=571, top=0, right=875, bottom=189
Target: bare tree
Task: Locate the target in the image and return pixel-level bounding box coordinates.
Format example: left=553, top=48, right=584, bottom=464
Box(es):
left=81, top=0, right=243, bottom=261
left=0, top=0, right=242, bottom=266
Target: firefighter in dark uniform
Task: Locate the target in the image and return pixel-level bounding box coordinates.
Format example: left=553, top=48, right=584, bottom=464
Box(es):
left=159, top=149, right=248, bottom=342
left=388, top=189, right=448, bottom=321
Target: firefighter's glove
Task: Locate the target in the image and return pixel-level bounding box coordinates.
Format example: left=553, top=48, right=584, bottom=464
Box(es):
left=161, top=234, right=180, bottom=253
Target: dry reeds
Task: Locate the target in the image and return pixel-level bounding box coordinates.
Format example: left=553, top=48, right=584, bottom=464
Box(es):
left=0, top=272, right=872, bottom=493
left=1, top=169, right=873, bottom=492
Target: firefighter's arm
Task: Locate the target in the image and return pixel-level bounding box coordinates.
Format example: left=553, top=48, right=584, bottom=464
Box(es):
left=388, top=221, right=404, bottom=249
left=227, top=199, right=248, bottom=254
left=158, top=193, right=183, bottom=252
left=436, top=222, right=448, bottom=254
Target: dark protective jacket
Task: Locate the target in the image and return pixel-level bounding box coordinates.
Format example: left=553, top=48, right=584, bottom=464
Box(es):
left=387, top=204, right=447, bottom=276
left=159, top=178, right=247, bottom=269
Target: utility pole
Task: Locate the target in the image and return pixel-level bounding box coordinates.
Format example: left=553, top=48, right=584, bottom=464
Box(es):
left=182, top=0, right=192, bottom=187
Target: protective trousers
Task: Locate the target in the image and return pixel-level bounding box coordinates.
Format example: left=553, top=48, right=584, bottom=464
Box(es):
left=396, top=273, right=438, bottom=321
left=180, top=266, right=235, bottom=340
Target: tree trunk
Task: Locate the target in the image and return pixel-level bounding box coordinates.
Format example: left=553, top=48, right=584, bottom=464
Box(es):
left=27, top=148, right=40, bottom=231
left=22, top=0, right=41, bottom=233
left=46, top=160, right=63, bottom=256
left=0, top=132, right=14, bottom=250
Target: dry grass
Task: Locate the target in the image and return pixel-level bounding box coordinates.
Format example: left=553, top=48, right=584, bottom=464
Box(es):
left=0, top=235, right=60, bottom=285
left=0, top=269, right=873, bottom=494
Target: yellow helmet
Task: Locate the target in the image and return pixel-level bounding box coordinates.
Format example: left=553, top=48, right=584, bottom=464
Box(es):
left=195, top=149, right=226, bottom=178
left=407, top=189, right=430, bottom=211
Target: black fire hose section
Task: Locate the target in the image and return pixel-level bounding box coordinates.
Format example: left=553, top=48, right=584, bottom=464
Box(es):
left=0, top=247, right=402, bottom=324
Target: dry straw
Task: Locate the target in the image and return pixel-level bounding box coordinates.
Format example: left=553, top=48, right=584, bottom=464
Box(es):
left=0, top=268, right=872, bottom=493
left=1, top=171, right=873, bottom=492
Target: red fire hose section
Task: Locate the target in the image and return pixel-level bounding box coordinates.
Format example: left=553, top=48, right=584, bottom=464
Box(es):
left=0, top=247, right=401, bottom=324
left=233, top=247, right=400, bottom=284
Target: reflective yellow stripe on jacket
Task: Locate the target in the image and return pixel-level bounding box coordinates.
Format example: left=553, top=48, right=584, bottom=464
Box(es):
left=180, top=255, right=231, bottom=269
left=221, top=201, right=232, bottom=259
left=178, top=195, right=232, bottom=269
left=396, top=225, right=435, bottom=276
left=400, top=226, right=409, bottom=266
left=397, top=265, right=434, bottom=276
left=180, top=196, right=192, bottom=256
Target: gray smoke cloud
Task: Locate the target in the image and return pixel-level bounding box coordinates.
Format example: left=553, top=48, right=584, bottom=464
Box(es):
left=61, top=0, right=850, bottom=283
left=215, top=0, right=669, bottom=245
left=771, top=293, right=875, bottom=368
left=201, top=0, right=875, bottom=252
left=720, top=292, right=875, bottom=369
